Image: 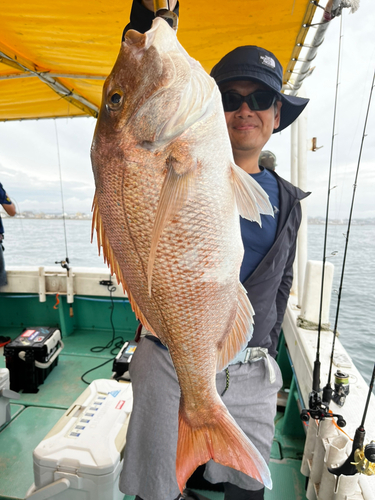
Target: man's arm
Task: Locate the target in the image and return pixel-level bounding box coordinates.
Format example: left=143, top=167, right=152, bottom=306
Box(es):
left=123, top=0, right=179, bottom=37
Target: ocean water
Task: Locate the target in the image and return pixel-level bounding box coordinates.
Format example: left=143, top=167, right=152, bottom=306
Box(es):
left=2, top=218, right=106, bottom=269
left=2, top=218, right=375, bottom=384
left=306, top=223, right=375, bottom=386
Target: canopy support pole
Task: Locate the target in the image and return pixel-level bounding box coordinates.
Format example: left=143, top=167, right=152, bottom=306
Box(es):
left=0, top=48, right=99, bottom=117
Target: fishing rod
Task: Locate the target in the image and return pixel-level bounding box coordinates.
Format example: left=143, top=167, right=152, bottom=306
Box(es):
left=322, top=68, right=375, bottom=407
left=53, top=119, right=73, bottom=318
left=300, top=14, right=346, bottom=427
left=54, top=119, right=70, bottom=272
left=329, top=363, right=375, bottom=477
left=302, top=65, right=375, bottom=431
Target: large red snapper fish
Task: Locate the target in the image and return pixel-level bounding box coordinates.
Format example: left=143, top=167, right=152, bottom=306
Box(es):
left=91, top=17, right=274, bottom=493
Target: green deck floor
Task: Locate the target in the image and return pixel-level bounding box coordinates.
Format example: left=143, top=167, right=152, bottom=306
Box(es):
left=122, top=456, right=307, bottom=500
left=0, top=328, right=307, bottom=500
left=179, top=458, right=307, bottom=500
left=0, top=406, right=66, bottom=500
left=0, top=330, right=118, bottom=409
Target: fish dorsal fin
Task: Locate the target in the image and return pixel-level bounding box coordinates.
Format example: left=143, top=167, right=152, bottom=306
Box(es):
left=91, top=192, right=155, bottom=334
left=230, top=162, right=274, bottom=226
left=216, top=283, right=255, bottom=372
left=148, top=153, right=196, bottom=296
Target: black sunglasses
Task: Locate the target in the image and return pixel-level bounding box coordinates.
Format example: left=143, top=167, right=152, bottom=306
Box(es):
left=221, top=90, right=277, bottom=112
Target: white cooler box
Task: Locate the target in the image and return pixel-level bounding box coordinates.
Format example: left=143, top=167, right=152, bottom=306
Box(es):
left=0, top=368, right=20, bottom=427
left=26, top=379, right=133, bottom=500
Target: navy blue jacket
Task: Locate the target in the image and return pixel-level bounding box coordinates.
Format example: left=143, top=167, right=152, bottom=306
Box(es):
left=244, top=172, right=309, bottom=357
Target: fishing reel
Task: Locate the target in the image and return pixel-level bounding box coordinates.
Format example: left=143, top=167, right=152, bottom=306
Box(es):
left=329, top=427, right=375, bottom=477
left=329, top=363, right=375, bottom=478
left=300, top=360, right=346, bottom=426
left=55, top=257, right=70, bottom=271
left=353, top=441, right=375, bottom=476
left=300, top=390, right=346, bottom=427
left=332, top=370, right=350, bottom=407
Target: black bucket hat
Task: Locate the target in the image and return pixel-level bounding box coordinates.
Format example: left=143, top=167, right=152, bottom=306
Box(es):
left=210, top=46, right=309, bottom=133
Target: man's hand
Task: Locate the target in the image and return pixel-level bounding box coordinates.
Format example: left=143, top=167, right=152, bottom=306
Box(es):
left=142, top=0, right=178, bottom=12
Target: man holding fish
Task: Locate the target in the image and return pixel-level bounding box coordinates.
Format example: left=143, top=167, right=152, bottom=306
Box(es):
left=91, top=1, right=309, bottom=499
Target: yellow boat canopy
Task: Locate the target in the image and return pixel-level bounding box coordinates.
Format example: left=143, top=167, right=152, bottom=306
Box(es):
left=0, top=0, right=319, bottom=121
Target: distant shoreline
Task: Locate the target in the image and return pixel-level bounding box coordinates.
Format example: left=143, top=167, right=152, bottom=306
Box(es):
left=2, top=213, right=375, bottom=225
left=2, top=214, right=92, bottom=221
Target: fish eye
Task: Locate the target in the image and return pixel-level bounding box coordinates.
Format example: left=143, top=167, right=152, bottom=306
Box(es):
left=111, top=93, right=122, bottom=104
left=107, top=89, right=124, bottom=110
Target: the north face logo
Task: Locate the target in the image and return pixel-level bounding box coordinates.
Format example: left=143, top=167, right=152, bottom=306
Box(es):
left=260, top=55, right=276, bottom=69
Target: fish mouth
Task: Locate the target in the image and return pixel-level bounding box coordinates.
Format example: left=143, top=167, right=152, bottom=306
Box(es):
left=123, top=18, right=178, bottom=58
left=125, top=29, right=146, bottom=45
left=142, top=16, right=179, bottom=52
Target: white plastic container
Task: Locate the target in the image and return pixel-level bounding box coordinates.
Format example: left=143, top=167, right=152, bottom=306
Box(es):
left=25, top=379, right=133, bottom=500
left=0, top=368, right=20, bottom=427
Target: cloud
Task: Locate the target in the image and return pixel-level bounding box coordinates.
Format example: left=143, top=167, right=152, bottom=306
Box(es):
left=0, top=119, right=96, bottom=213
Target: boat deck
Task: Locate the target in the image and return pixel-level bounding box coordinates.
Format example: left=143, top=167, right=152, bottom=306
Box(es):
left=0, top=326, right=307, bottom=500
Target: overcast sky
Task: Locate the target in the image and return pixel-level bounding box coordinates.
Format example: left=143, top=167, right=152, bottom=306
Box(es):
left=0, top=2, right=374, bottom=220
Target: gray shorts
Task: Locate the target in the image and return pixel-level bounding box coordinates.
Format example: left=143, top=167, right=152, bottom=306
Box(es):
left=119, top=336, right=283, bottom=500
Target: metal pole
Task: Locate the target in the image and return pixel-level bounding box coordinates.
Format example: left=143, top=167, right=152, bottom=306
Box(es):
left=290, top=120, right=299, bottom=296
left=297, top=95, right=308, bottom=307
left=288, top=0, right=359, bottom=96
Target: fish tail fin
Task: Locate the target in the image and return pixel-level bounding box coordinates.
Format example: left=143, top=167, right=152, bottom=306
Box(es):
left=176, top=404, right=272, bottom=493
left=230, top=162, right=274, bottom=225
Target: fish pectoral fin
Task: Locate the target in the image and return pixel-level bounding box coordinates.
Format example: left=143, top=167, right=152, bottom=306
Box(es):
left=167, top=140, right=198, bottom=176
left=216, top=283, right=254, bottom=372
left=91, top=192, right=156, bottom=334
left=230, top=162, right=274, bottom=226
left=147, top=159, right=196, bottom=296
left=176, top=403, right=272, bottom=494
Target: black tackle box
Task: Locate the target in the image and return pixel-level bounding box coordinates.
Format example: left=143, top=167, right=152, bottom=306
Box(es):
left=4, top=327, right=63, bottom=393
left=112, top=340, right=138, bottom=379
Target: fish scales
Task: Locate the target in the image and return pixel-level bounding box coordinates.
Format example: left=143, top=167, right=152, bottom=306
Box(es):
left=91, top=17, right=274, bottom=493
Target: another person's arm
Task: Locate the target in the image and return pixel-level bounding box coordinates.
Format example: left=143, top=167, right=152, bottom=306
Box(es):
left=0, top=183, right=16, bottom=217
